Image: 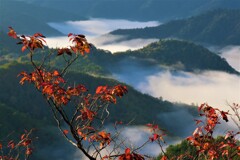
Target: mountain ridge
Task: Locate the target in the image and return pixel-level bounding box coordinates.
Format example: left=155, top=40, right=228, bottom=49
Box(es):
left=110, top=9, right=240, bottom=46
left=19, top=0, right=240, bottom=22
left=88, top=39, right=239, bottom=74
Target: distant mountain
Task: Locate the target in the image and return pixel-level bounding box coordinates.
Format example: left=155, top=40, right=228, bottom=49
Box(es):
left=88, top=40, right=238, bottom=74
left=0, top=0, right=84, bottom=35
left=110, top=9, right=240, bottom=46
left=1, top=30, right=237, bottom=74
left=3, top=0, right=240, bottom=39
left=21, top=0, right=240, bottom=21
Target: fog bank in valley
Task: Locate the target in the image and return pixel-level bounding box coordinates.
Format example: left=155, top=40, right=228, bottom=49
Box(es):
left=110, top=58, right=239, bottom=116
left=48, top=18, right=159, bottom=36
left=219, top=46, right=240, bottom=72
left=43, top=18, right=240, bottom=159
left=138, top=71, right=240, bottom=110
left=46, top=18, right=160, bottom=52
left=73, top=125, right=181, bottom=160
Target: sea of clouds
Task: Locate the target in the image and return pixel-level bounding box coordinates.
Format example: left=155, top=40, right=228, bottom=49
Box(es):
left=45, top=18, right=159, bottom=52
left=45, top=18, right=240, bottom=159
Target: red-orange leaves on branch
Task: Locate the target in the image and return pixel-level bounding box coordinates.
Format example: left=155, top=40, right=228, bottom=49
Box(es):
left=8, top=27, right=17, bottom=39
left=96, top=85, right=128, bottom=104
left=160, top=156, right=168, bottom=160
left=7, top=140, right=15, bottom=149
left=90, top=131, right=111, bottom=149
left=194, top=119, right=203, bottom=125
left=146, top=123, right=159, bottom=132
left=96, top=86, right=108, bottom=94
left=18, top=69, right=84, bottom=106
left=57, top=33, right=91, bottom=56
left=66, top=85, right=87, bottom=97
left=119, top=148, right=144, bottom=160
left=238, top=146, right=240, bottom=156
left=80, top=107, right=96, bottom=121
left=21, top=34, right=46, bottom=51
left=186, top=103, right=240, bottom=160
left=112, top=85, right=128, bottom=97
left=147, top=124, right=166, bottom=143
left=63, top=130, right=69, bottom=135
left=33, top=33, right=45, bottom=38
left=57, top=48, right=72, bottom=56
left=11, top=28, right=133, bottom=160
left=8, top=28, right=46, bottom=52
left=149, top=133, right=160, bottom=142
left=119, top=148, right=131, bottom=160
left=21, top=139, right=32, bottom=147
left=98, top=131, right=111, bottom=148
left=220, top=111, right=229, bottom=122
left=26, top=148, right=33, bottom=155
left=18, top=71, right=32, bottom=85
left=68, top=33, right=91, bottom=55
left=0, top=130, right=34, bottom=159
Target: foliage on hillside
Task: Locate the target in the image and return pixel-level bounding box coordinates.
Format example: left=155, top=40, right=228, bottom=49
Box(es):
left=157, top=137, right=240, bottom=160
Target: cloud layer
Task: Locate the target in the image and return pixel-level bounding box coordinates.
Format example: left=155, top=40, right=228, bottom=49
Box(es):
left=46, top=18, right=160, bottom=52
left=220, top=46, right=240, bottom=72
left=48, top=18, right=160, bottom=36
left=73, top=125, right=179, bottom=159
left=138, top=70, right=240, bottom=110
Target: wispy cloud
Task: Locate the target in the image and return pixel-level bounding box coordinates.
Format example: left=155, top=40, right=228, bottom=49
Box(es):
left=73, top=125, right=179, bottom=159
left=45, top=35, right=158, bottom=53
left=48, top=18, right=160, bottom=36
left=92, top=36, right=158, bottom=53
left=138, top=71, right=240, bottom=110
left=46, top=18, right=160, bottom=52
left=220, top=46, right=240, bottom=72
left=45, top=36, right=71, bottom=49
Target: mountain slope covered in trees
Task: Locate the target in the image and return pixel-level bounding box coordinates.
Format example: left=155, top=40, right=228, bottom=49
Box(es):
left=0, top=60, right=198, bottom=159
left=110, top=9, right=240, bottom=45
left=88, top=40, right=238, bottom=74
left=0, top=61, right=197, bottom=135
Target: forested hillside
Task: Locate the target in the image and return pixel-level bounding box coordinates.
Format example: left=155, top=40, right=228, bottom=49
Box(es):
left=0, top=61, right=197, bottom=135
left=111, top=9, right=240, bottom=45
left=88, top=40, right=238, bottom=74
